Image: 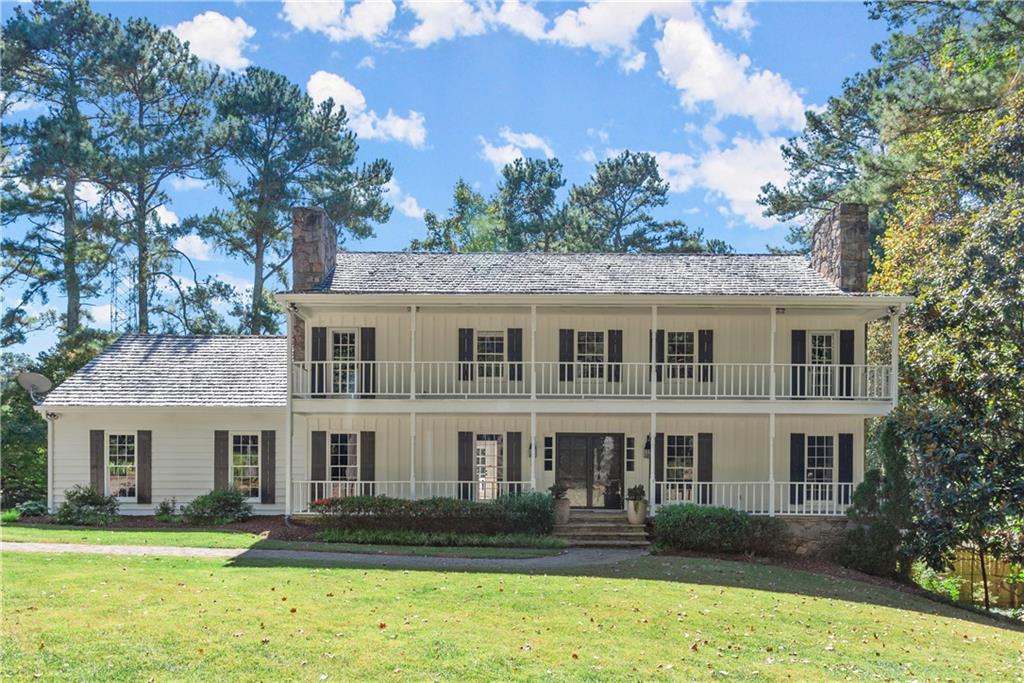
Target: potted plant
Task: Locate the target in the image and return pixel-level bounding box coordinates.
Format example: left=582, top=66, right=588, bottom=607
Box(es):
left=549, top=484, right=571, bottom=525
left=626, top=485, right=647, bottom=525
left=604, top=480, right=623, bottom=510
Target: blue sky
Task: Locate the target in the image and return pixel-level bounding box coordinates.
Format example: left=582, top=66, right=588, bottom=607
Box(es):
left=4, top=1, right=887, bottom=355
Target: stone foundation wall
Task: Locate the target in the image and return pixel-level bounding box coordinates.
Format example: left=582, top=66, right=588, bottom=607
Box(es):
left=777, top=516, right=851, bottom=558
left=810, top=203, right=868, bottom=292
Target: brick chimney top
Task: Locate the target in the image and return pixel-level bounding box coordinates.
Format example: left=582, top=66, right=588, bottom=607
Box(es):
left=810, top=203, right=869, bottom=292
left=292, top=207, right=336, bottom=292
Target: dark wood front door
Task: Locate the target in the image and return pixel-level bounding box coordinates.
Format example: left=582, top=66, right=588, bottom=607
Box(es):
left=556, top=433, right=624, bottom=508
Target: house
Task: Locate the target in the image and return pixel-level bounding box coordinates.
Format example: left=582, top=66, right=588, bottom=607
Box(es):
left=38, top=203, right=909, bottom=526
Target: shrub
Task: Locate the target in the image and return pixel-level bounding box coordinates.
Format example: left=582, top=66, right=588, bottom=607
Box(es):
left=746, top=516, right=789, bottom=557
left=317, top=528, right=567, bottom=549
left=54, top=486, right=119, bottom=526
left=913, top=561, right=962, bottom=602
left=15, top=500, right=47, bottom=517
left=311, top=494, right=554, bottom=536
left=652, top=504, right=751, bottom=553
left=155, top=498, right=178, bottom=523
left=180, top=489, right=252, bottom=525
left=1, top=508, right=21, bottom=523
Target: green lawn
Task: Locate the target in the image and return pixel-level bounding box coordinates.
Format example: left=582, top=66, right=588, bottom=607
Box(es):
left=3, top=551, right=1021, bottom=680
left=0, top=524, right=562, bottom=559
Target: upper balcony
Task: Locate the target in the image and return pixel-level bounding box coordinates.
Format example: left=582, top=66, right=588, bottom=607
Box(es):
left=291, top=360, right=893, bottom=401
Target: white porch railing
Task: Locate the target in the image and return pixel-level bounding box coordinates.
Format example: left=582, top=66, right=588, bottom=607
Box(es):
left=655, top=481, right=854, bottom=516
left=291, top=361, right=892, bottom=401
left=291, top=480, right=533, bottom=514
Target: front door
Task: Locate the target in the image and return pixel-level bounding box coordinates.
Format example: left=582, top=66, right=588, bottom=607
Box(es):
left=555, top=434, right=624, bottom=508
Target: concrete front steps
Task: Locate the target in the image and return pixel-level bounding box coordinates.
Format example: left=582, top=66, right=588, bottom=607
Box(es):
left=554, top=509, right=649, bottom=548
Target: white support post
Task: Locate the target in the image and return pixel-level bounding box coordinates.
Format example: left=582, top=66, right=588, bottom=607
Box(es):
left=410, top=306, right=417, bottom=399
left=768, top=412, right=776, bottom=517
left=890, top=310, right=900, bottom=408
left=530, top=305, right=537, bottom=399
left=769, top=307, right=777, bottom=401
left=410, top=412, right=417, bottom=500
left=529, top=411, right=537, bottom=490
left=650, top=305, right=658, bottom=400
left=46, top=413, right=56, bottom=512
left=285, top=309, right=294, bottom=517
left=649, top=411, right=657, bottom=514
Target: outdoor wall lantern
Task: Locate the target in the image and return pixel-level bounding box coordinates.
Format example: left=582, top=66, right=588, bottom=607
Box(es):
left=643, top=434, right=651, bottom=459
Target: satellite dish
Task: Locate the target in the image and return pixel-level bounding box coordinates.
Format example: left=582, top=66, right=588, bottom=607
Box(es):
left=17, top=371, right=53, bottom=404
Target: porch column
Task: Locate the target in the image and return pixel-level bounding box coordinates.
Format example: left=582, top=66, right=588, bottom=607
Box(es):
left=529, top=411, right=537, bottom=490
left=769, top=307, right=777, bottom=401
left=768, top=412, right=776, bottom=517
left=410, top=412, right=417, bottom=500
left=650, top=305, right=658, bottom=400
left=649, top=411, right=657, bottom=514
left=890, top=308, right=900, bottom=408
left=285, top=308, right=294, bottom=516
left=530, top=304, right=537, bottom=399
left=410, top=306, right=417, bottom=399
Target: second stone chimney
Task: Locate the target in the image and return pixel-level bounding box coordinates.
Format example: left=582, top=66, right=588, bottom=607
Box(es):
left=810, top=203, right=869, bottom=292
left=292, top=207, right=336, bottom=292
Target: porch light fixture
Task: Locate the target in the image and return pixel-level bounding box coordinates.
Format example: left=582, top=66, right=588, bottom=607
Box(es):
left=643, top=434, right=651, bottom=459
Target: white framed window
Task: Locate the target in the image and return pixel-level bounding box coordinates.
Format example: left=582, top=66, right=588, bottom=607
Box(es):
left=107, top=433, right=137, bottom=500
left=576, top=331, right=605, bottom=379
left=625, top=436, right=636, bottom=472
left=329, top=433, right=359, bottom=481
left=665, top=435, right=695, bottom=482
left=666, top=331, right=695, bottom=379
left=475, top=433, right=503, bottom=500
left=808, top=331, right=836, bottom=397
left=476, top=331, right=505, bottom=379
left=331, top=329, right=359, bottom=394
left=806, top=435, right=835, bottom=501
left=543, top=436, right=554, bottom=471
left=231, top=433, right=260, bottom=500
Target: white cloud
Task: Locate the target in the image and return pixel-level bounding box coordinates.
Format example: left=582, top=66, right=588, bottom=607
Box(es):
left=651, top=151, right=697, bottom=193
left=384, top=178, right=425, bottom=220
left=713, top=1, right=756, bottom=40
left=76, top=182, right=104, bottom=208
left=586, top=127, right=609, bottom=144
left=478, top=127, right=554, bottom=172
left=654, top=15, right=806, bottom=132
left=215, top=272, right=254, bottom=292
left=357, top=55, right=375, bottom=70
left=496, top=0, right=548, bottom=41
left=307, top=70, right=427, bottom=147
left=174, top=234, right=214, bottom=261
left=154, top=205, right=179, bottom=226
left=169, top=11, right=256, bottom=71
left=281, top=0, right=395, bottom=42
left=579, top=147, right=597, bottom=164
left=89, top=303, right=114, bottom=327
left=406, top=0, right=491, bottom=47
left=170, top=176, right=207, bottom=191
left=695, top=136, right=787, bottom=228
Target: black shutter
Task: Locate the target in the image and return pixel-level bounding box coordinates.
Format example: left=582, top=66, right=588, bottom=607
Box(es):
left=654, top=432, right=664, bottom=504
left=698, top=329, right=714, bottom=382
left=789, top=433, right=805, bottom=504
left=507, top=328, right=523, bottom=381
left=360, top=327, right=376, bottom=398
left=697, top=432, right=713, bottom=504
left=310, top=431, right=327, bottom=501
left=607, top=329, right=623, bottom=382
left=214, top=430, right=230, bottom=490
left=458, top=328, right=474, bottom=381
left=838, top=433, right=854, bottom=505
left=360, top=431, right=375, bottom=496
left=559, top=329, right=574, bottom=381
left=89, top=430, right=104, bottom=493
left=839, top=329, right=854, bottom=398
left=260, top=430, right=276, bottom=504
left=137, top=430, right=152, bottom=504
left=506, top=431, right=522, bottom=493
left=655, top=330, right=665, bottom=381
left=791, top=330, right=806, bottom=398
left=458, top=431, right=474, bottom=499
left=311, top=327, right=327, bottom=396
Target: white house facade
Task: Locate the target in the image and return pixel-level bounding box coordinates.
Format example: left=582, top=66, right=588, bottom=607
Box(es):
left=39, top=203, right=909, bottom=522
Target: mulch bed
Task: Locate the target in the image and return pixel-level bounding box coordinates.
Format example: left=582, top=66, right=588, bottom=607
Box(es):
left=14, top=515, right=317, bottom=542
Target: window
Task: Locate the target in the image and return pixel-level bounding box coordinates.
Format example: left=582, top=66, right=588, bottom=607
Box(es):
left=808, top=332, right=835, bottom=397
left=107, top=433, right=137, bottom=500
left=475, top=434, right=503, bottom=500
left=543, top=436, right=554, bottom=471
left=329, top=433, right=359, bottom=481
left=476, top=331, right=505, bottom=379
left=665, top=435, right=695, bottom=482
left=331, top=330, right=358, bottom=394
left=806, top=435, right=834, bottom=501
left=666, top=331, right=695, bottom=379
left=625, top=436, right=636, bottom=472
left=576, top=331, right=605, bottom=379
left=231, top=433, right=260, bottom=500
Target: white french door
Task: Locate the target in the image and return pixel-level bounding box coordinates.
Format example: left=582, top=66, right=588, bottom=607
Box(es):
left=331, top=330, right=358, bottom=395
left=809, top=332, right=835, bottom=397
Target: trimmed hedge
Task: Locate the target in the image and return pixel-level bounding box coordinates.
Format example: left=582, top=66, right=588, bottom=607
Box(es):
left=652, top=504, right=789, bottom=556
left=311, top=492, right=554, bottom=536
left=181, top=488, right=253, bottom=525
left=54, top=486, right=119, bottom=526
left=317, top=528, right=567, bottom=549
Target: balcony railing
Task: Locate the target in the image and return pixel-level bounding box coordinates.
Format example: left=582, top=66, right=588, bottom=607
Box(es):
left=291, top=479, right=852, bottom=516
left=291, top=361, right=892, bottom=401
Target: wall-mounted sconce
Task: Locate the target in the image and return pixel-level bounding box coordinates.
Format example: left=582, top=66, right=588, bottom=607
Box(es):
left=643, top=434, right=651, bottom=459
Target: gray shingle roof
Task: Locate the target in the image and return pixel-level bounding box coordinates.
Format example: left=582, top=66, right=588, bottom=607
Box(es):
left=43, top=335, right=287, bottom=407
left=311, top=252, right=850, bottom=296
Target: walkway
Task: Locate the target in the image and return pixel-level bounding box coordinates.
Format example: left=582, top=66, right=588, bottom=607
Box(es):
left=1, top=541, right=646, bottom=572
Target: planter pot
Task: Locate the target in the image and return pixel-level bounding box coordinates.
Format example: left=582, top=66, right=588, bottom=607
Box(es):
left=554, top=498, right=571, bottom=525
left=626, top=499, right=648, bottom=526
left=605, top=493, right=623, bottom=510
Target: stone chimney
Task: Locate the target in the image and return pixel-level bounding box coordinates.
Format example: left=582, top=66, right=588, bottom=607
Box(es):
left=291, top=207, right=336, bottom=361
left=810, top=203, right=869, bottom=292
